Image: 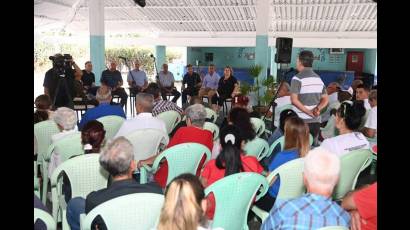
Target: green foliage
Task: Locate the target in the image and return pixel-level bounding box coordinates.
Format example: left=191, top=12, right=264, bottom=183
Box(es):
left=249, top=64, right=263, bottom=78
left=240, top=82, right=252, bottom=95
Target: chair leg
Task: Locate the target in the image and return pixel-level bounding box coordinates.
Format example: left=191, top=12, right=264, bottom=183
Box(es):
left=41, top=164, right=49, bottom=204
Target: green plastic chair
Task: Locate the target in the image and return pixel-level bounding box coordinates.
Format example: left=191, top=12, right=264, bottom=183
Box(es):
left=250, top=117, right=265, bottom=137
left=205, top=107, right=218, bottom=123
left=244, top=138, right=269, bottom=161
left=34, top=120, right=60, bottom=177
left=318, top=226, right=349, bottom=230
left=50, top=154, right=109, bottom=225
left=96, top=115, right=125, bottom=140
left=80, top=193, right=164, bottom=230
left=320, top=115, right=337, bottom=139
left=266, top=135, right=313, bottom=160
left=203, top=122, right=220, bottom=141
left=34, top=208, right=57, bottom=230
left=273, top=104, right=293, bottom=127
left=124, top=128, right=169, bottom=162
left=333, top=149, right=372, bottom=200
left=34, top=176, right=40, bottom=198
left=140, top=143, right=211, bottom=185
left=156, top=110, right=181, bottom=134
left=251, top=158, right=305, bottom=222
left=205, top=172, right=269, bottom=230
left=42, top=133, right=83, bottom=204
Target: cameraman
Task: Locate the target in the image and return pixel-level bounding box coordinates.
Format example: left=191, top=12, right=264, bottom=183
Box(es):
left=43, top=53, right=82, bottom=108
left=101, top=60, right=128, bottom=108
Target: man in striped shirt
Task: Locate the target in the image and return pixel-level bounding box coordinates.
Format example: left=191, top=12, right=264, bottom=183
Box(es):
left=145, top=82, right=183, bottom=117
left=290, top=51, right=329, bottom=146
left=261, top=147, right=351, bottom=230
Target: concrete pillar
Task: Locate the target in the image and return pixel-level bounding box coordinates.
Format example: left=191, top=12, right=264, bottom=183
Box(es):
left=89, top=0, right=105, bottom=85
left=155, top=45, right=166, bottom=72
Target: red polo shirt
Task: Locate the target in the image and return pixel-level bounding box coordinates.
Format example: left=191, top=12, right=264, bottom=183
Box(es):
left=353, top=182, right=377, bottom=230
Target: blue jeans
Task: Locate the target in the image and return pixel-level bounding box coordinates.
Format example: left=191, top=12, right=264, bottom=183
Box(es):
left=66, top=197, right=86, bottom=230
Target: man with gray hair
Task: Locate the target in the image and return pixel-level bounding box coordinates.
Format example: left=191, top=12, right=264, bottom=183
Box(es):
left=66, top=137, right=163, bottom=230
left=78, top=85, right=126, bottom=130
left=114, top=93, right=167, bottom=137
left=261, top=147, right=351, bottom=230
left=137, top=104, right=213, bottom=188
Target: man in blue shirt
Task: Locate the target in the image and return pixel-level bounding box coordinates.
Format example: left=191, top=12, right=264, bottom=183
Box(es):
left=127, top=60, right=148, bottom=95
left=198, top=64, right=220, bottom=99
left=101, top=61, right=128, bottom=108
left=78, top=86, right=126, bottom=130
left=261, top=147, right=351, bottom=230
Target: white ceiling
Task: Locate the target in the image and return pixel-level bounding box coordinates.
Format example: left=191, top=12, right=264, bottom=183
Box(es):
left=34, top=0, right=377, bottom=48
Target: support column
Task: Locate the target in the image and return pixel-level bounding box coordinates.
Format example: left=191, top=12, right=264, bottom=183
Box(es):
left=155, top=45, right=166, bottom=69
left=89, top=0, right=105, bottom=85
left=270, top=47, right=278, bottom=81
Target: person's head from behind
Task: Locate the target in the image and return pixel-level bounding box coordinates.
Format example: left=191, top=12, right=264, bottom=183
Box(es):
left=208, top=64, right=215, bottom=75
left=82, top=120, right=106, bottom=154
left=351, top=79, right=363, bottom=91
left=335, top=101, right=366, bottom=132
left=278, top=82, right=291, bottom=97
left=216, top=125, right=245, bottom=177
left=135, top=93, right=154, bottom=114
left=296, top=50, right=314, bottom=72
left=355, top=84, right=370, bottom=101
left=85, top=61, right=92, bottom=72
left=189, top=96, right=203, bottom=106
left=99, top=137, right=135, bottom=179
left=369, top=89, right=377, bottom=107
left=53, top=107, right=77, bottom=131
left=145, top=82, right=161, bottom=100
left=187, top=64, right=194, bottom=74
left=96, top=85, right=112, bottom=104
left=304, top=147, right=340, bottom=196
left=35, top=94, right=52, bottom=111
left=284, top=117, right=310, bottom=157
left=327, top=82, right=341, bottom=95
left=279, top=109, right=298, bottom=133
left=228, top=107, right=256, bottom=141
left=232, top=95, right=249, bottom=109
left=109, top=61, right=117, bottom=71
left=337, top=91, right=352, bottom=103
left=162, top=63, right=168, bottom=73
left=185, top=104, right=207, bottom=128
left=158, top=173, right=207, bottom=230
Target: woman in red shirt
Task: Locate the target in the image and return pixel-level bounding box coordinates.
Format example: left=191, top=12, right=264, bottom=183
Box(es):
left=200, top=125, right=265, bottom=219
left=138, top=104, right=213, bottom=188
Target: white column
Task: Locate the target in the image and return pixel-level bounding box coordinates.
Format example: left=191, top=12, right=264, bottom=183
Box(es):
left=89, top=0, right=105, bottom=85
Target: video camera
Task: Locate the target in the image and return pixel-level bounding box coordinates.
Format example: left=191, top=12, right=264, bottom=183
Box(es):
left=49, top=54, right=73, bottom=76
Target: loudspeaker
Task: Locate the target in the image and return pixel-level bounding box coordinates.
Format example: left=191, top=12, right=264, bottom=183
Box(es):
left=275, top=37, right=293, bottom=64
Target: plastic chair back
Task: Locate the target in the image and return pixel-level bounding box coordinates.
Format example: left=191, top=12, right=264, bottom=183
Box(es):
left=205, top=107, right=218, bottom=123
left=205, top=172, right=268, bottom=230
left=51, top=133, right=84, bottom=162
left=333, top=149, right=372, bottom=200
left=81, top=193, right=164, bottom=230
left=320, top=115, right=337, bottom=139
left=203, top=122, right=220, bottom=141
left=97, top=115, right=125, bottom=140
left=124, top=128, right=169, bottom=161
left=268, top=158, right=305, bottom=199
left=34, top=120, right=60, bottom=162
left=244, top=138, right=269, bottom=161
left=273, top=104, right=293, bottom=127
left=250, top=117, right=265, bottom=137
left=156, top=110, right=181, bottom=134
left=34, top=208, right=56, bottom=230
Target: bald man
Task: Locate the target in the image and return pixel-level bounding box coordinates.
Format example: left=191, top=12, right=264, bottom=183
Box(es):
left=101, top=61, right=128, bottom=108
left=127, top=60, right=148, bottom=95
left=158, top=63, right=181, bottom=103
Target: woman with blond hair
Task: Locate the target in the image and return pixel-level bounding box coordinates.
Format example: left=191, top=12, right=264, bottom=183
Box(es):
left=255, top=116, right=310, bottom=212
left=158, top=173, right=221, bottom=230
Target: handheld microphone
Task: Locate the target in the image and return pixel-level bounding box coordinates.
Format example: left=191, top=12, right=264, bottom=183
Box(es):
left=150, top=54, right=156, bottom=60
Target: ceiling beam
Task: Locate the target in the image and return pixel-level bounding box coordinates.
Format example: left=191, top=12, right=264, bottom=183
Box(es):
left=38, top=0, right=72, bottom=8
left=188, top=0, right=215, bottom=37
left=338, top=0, right=355, bottom=33
left=62, top=0, right=85, bottom=30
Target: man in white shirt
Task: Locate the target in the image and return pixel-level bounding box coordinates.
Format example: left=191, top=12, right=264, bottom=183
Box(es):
left=355, top=84, right=371, bottom=110
left=362, top=89, right=377, bottom=138
left=127, top=60, right=148, bottom=95
left=114, top=93, right=167, bottom=138
left=321, top=82, right=341, bottom=125
left=158, top=63, right=181, bottom=103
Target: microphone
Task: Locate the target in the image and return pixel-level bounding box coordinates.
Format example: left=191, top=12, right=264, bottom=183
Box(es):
left=118, top=56, right=127, bottom=60
left=150, top=54, right=156, bottom=60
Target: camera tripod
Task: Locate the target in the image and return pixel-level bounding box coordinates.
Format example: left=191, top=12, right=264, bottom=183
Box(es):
left=52, top=74, right=74, bottom=109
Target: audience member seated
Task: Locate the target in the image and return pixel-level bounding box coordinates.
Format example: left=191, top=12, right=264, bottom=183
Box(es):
left=78, top=86, right=126, bottom=130
left=144, top=82, right=183, bottom=117
left=342, top=182, right=377, bottom=230
left=351, top=79, right=364, bottom=101
left=210, top=66, right=239, bottom=113
left=81, top=61, right=96, bottom=94
left=66, top=137, right=163, bottom=230
left=198, top=64, right=220, bottom=99
left=321, top=82, right=341, bottom=125
left=181, top=64, right=202, bottom=107
left=261, top=147, right=351, bottom=229
left=267, top=81, right=291, bottom=127
left=138, top=104, right=213, bottom=188
left=320, top=101, right=369, bottom=157
left=256, top=116, right=311, bottom=212
left=114, top=93, right=167, bottom=137
left=34, top=94, right=53, bottom=124
left=48, top=107, right=79, bottom=177
left=158, top=174, right=221, bottom=230
left=127, top=59, right=148, bottom=95
left=34, top=194, right=50, bottom=230
left=158, top=63, right=181, bottom=103
left=231, top=94, right=260, bottom=118
left=355, top=84, right=371, bottom=110
left=362, top=89, right=377, bottom=139
left=200, top=125, right=264, bottom=219
left=101, top=61, right=128, bottom=108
